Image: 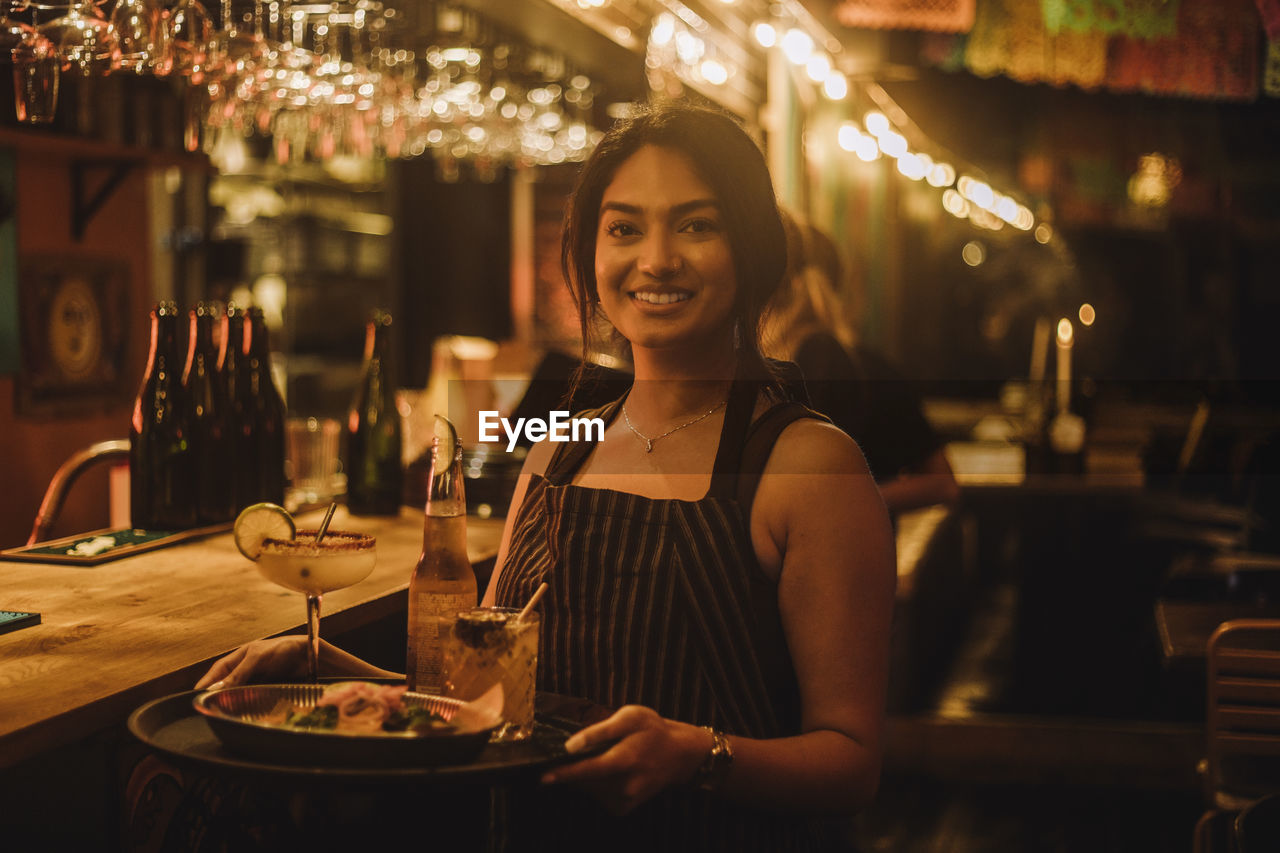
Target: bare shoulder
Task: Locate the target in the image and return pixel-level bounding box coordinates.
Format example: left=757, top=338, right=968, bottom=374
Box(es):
left=519, top=435, right=557, bottom=479
left=750, top=416, right=890, bottom=580
left=764, top=417, right=872, bottom=478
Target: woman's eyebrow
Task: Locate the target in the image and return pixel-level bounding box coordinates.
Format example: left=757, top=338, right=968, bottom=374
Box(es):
left=671, top=198, right=720, bottom=216
left=599, top=198, right=720, bottom=216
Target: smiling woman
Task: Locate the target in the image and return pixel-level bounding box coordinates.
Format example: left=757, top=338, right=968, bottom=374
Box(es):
left=484, top=102, right=897, bottom=851
left=560, top=101, right=788, bottom=394
left=592, top=145, right=739, bottom=360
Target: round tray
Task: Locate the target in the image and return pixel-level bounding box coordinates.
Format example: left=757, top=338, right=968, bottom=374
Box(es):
left=128, top=690, right=599, bottom=785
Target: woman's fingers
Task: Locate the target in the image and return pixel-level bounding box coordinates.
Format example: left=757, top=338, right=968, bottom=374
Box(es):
left=540, top=708, right=710, bottom=815
left=548, top=737, right=637, bottom=783
left=194, top=645, right=246, bottom=689
left=563, top=705, right=653, bottom=754
left=193, top=636, right=309, bottom=689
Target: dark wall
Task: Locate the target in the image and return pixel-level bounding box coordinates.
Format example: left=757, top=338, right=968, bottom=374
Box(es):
left=391, top=160, right=513, bottom=388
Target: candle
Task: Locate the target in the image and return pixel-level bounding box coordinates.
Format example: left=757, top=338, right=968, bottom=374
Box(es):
left=1029, top=316, right=1050, bottom=384
left=1056, top=317, right=1073, bottom=413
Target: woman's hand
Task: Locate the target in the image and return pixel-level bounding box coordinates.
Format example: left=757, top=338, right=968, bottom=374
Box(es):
left=541, top=705, right=714, bottom=815
left=194, top=636, right=312, bottom=689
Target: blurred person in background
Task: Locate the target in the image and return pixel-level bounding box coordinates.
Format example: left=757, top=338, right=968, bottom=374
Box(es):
left=766, top=212, right=959, bottom=515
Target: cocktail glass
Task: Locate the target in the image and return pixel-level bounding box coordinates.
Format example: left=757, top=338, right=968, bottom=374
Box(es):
left=442, top=607, right=539, bottom=740
left=257, top=530, right=376, bottom=682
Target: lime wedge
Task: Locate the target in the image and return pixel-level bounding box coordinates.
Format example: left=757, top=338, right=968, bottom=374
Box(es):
left=434, top=414, right=459, bottom=462
left=234, top=502, right=295, bottom=560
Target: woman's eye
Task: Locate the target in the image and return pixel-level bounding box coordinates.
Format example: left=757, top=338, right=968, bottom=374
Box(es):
left=604, top=221, right=638, bottom=237
left=681, top=217, right=718, bottom=234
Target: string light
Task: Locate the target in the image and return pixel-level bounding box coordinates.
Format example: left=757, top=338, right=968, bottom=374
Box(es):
left=854, top=135, right=879, bottom=162
left=926, top=161, right=955, bottom=188
left=700, top=58, right=728, bottom=85
left=753, top=4, right=1049, bottom=240
left=897, top=152, right=926, bottom=180
left=877, top=130, right=907, bottom=158
left=780, top=28, right=813, bottom=64
left=822, top=70, right=847, bottom=100
left=942, top=189, right=969, bottom=218
left=805, top=53, right=830, bottom=83
left=837, top=122, right=861, bottom=152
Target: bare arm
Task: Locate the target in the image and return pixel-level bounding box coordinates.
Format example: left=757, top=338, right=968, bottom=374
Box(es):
left=876, top=446, right=960, bottom=514
left=548, top=420, right=897, bottom=816
left=721, top=419, right=896, bottom=812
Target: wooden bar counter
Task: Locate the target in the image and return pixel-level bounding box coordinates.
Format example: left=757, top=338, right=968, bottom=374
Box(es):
left=0, top=506, right=504, bottom=770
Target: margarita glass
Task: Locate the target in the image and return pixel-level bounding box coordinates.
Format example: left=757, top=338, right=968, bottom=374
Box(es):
left=257, top=529, right=376, bottom=682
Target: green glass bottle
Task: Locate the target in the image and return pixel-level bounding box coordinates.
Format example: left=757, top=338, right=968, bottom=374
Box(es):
left=183, top=302, right=234, bottom=525
left=130, top=302, right=197, bottom=530
left=221, top=303, right=252, bottom=511
left=346, top=310, right=404, bottom=515
left=242, top=307, right=286, bottom=507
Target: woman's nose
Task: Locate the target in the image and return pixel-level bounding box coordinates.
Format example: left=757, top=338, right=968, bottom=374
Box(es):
left=637, top=233, right=683, bottom=278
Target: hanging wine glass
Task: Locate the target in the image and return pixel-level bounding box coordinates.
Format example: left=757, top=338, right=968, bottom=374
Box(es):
left=110, top=0, right=171, bottom=75
left=37, top=0, right=120, bottom=75
left=168, top=0, right=213, bottom=80
left=205, top=0, right=268, bottom=86
left=203, top=0, right=274, bottom=138
left=4, top=4, right=60, bottom=123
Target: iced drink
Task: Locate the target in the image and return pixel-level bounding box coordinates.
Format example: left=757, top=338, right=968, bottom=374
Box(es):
left=442, top=607, right=539, bottom=740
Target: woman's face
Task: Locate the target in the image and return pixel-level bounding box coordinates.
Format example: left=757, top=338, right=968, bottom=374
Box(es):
left=594, top=145, right=737, bottom=356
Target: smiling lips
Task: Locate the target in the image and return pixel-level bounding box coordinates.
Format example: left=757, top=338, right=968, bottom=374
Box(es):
left=631, top=290, right=692, bottom=305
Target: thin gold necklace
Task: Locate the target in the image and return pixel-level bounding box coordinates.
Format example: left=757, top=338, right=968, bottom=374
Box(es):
left=621, top=399, right=727, bottom=453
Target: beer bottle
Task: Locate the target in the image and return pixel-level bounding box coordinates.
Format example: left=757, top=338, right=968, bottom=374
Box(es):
left=406, top=416, right=477, bottom=693
left=243, top=307, right=286, bottom=506
left=183, top=302, right=234, bottom=525
left=346, top=311, right=404, bottom=515
left=130, top=302, right=197, bottom=530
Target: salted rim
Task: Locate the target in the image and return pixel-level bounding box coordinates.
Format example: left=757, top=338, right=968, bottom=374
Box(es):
left=261, top=531, right=376, bottom=554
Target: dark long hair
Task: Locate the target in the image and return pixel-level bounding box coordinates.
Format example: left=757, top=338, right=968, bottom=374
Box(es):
left=560, top=100, right=788, bottom=392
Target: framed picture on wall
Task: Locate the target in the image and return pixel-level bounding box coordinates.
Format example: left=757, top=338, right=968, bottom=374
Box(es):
left=16, top=254, right=132, bottom=417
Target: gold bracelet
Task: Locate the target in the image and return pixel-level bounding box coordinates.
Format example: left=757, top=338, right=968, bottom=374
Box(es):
left=693, top=726, right=734, bottom=793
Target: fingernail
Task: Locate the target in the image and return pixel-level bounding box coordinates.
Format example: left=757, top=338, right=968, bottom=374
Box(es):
left=209, top=680, right=225, bottom=691
left=563, top=734, right=584, bottom=753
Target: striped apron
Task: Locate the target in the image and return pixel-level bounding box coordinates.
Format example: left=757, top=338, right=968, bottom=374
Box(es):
left=495, top=379, right=831, bottom=852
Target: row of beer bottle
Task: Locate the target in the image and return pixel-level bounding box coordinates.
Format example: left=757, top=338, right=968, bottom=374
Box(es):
left=130, top=301, right=286, bottom=530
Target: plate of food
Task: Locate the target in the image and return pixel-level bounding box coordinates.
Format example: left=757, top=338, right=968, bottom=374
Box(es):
left=191, top=680, right=503, bottom=767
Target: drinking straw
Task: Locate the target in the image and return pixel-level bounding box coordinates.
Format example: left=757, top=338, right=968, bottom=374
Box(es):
left=314, top=502, right=338, bottom=543
left=517, top=582, right=548, bottom=623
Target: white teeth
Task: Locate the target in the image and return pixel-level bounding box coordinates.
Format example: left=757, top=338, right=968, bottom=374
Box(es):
left=631, top=291, right=690, bottom=305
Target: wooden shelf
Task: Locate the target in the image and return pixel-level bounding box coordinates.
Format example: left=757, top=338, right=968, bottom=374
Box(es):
left=0, top=126, right=210, bottom=240
left=0, top=126, right=209, bottom=169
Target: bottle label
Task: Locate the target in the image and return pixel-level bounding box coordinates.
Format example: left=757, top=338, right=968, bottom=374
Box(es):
left=409, top=591, right=477, bottom=693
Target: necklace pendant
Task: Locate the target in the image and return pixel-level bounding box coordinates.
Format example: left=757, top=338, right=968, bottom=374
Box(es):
left=645, top=439, right=654, bottom=453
